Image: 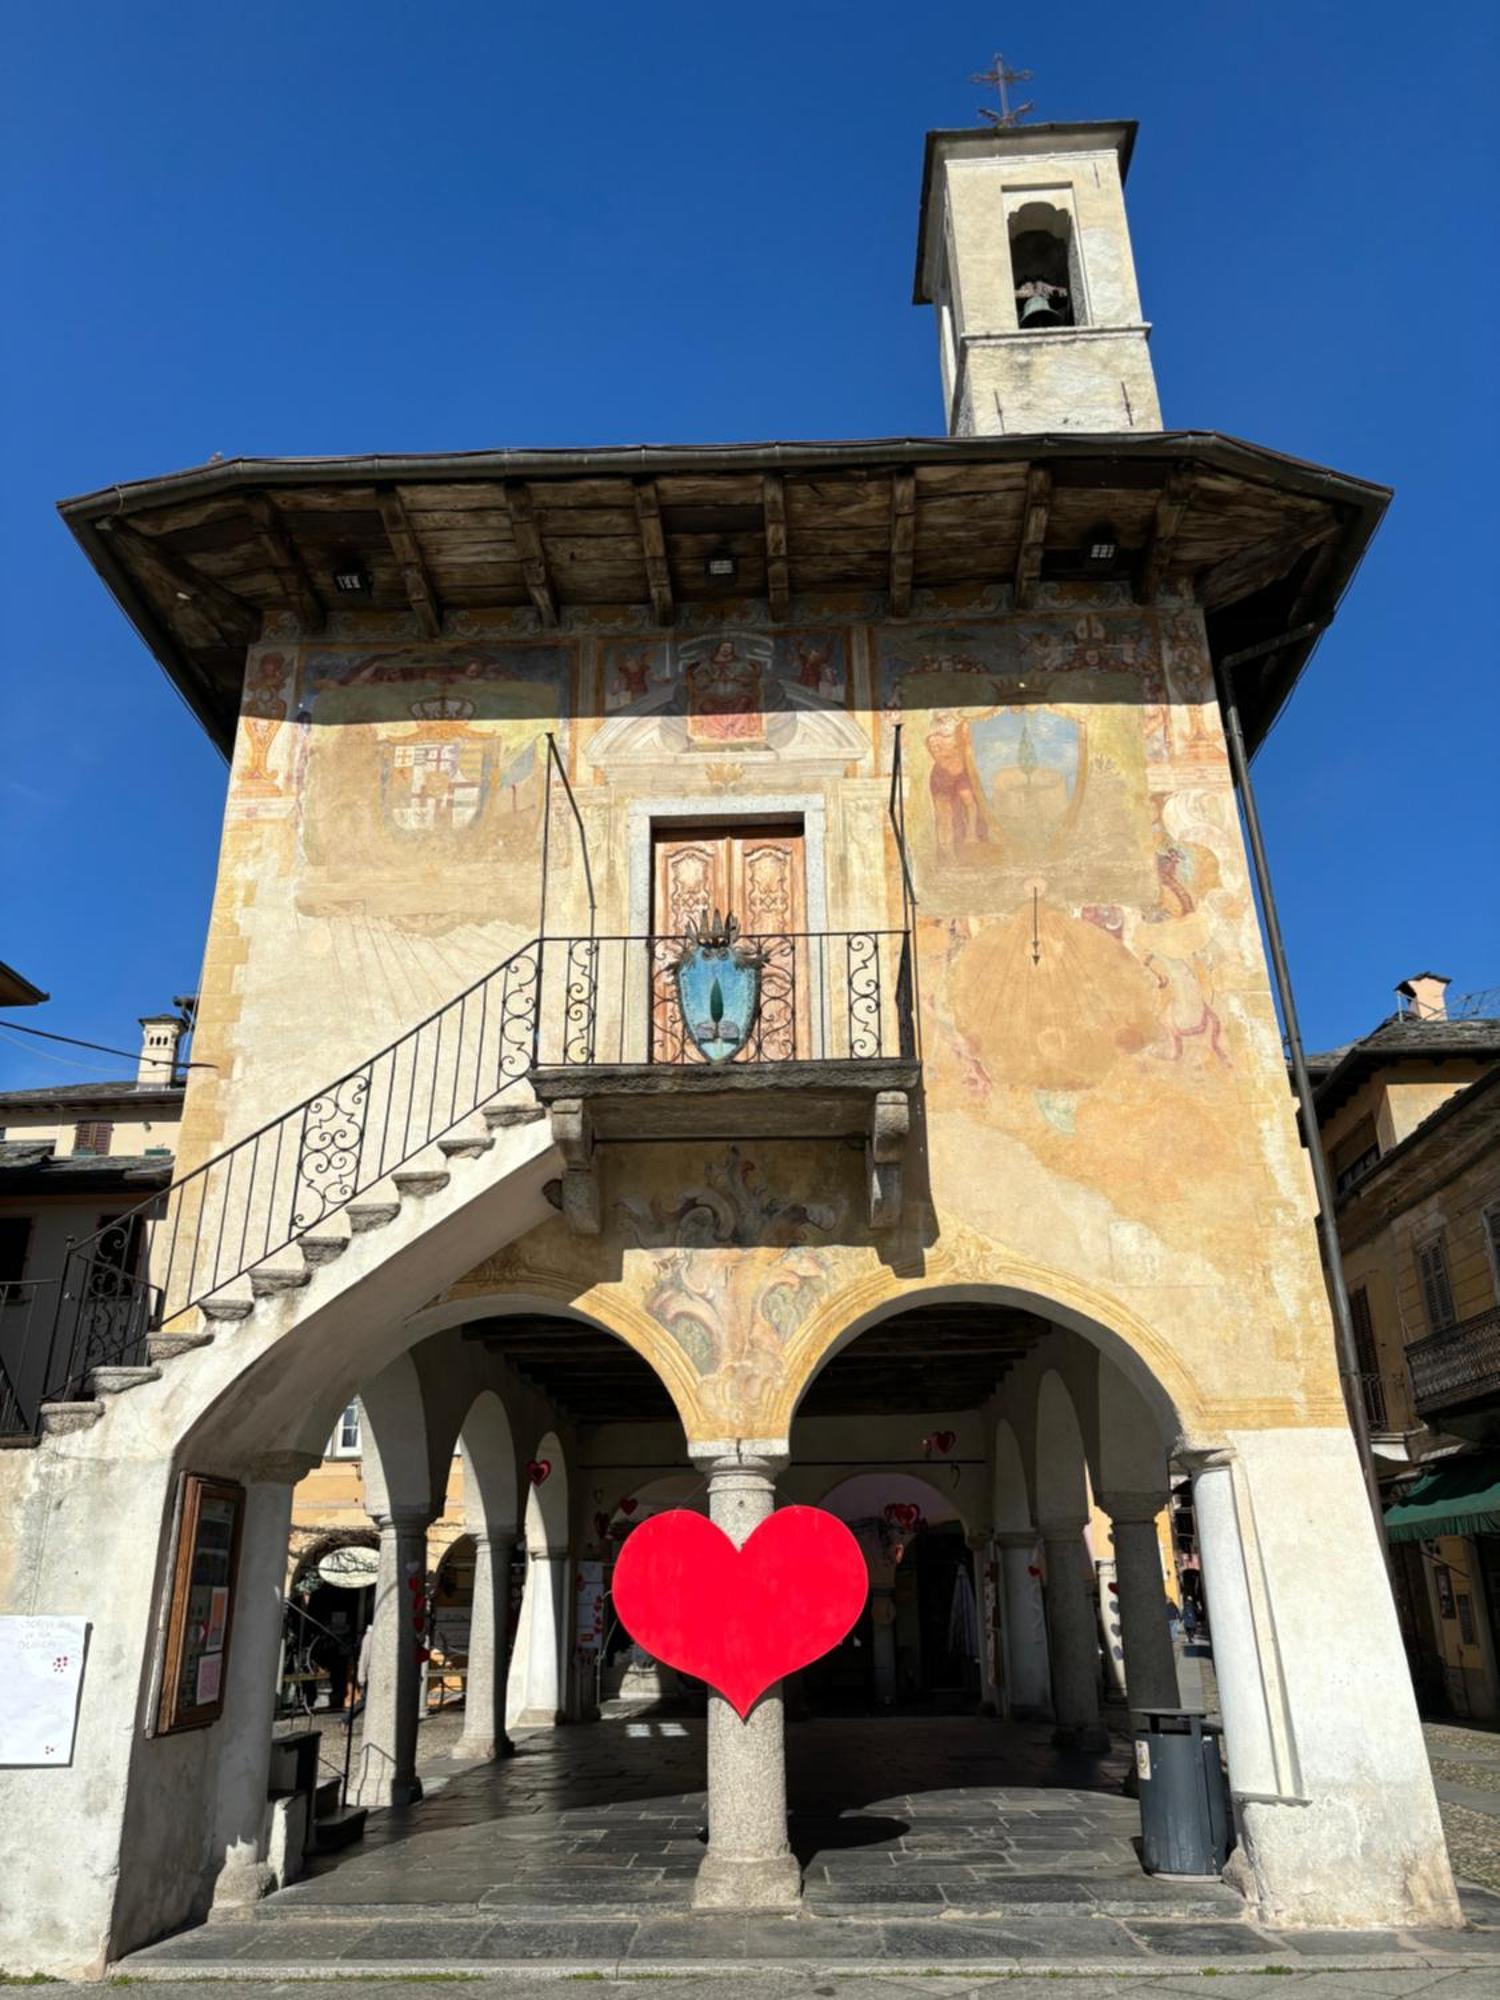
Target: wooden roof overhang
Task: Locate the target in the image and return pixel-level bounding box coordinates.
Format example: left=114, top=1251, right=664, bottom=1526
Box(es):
left=58, top=431, right=1389, bottom=760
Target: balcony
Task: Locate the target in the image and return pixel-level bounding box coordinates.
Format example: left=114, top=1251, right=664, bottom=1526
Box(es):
left=528, top=927, right=920, bottom=1233
left=1408, top=1305, right=1500, bottom=1440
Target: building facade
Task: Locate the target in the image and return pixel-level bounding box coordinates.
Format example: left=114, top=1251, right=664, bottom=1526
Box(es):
left=1307, top=976, right=1500, bottom=1715
left=0, top=120, right=1462, bottom=1974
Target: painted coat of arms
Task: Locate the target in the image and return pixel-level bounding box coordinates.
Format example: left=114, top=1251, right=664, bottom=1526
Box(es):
left=668, top=911, right=766, bottom=1063
left=378, top=698, right=494, bottom=834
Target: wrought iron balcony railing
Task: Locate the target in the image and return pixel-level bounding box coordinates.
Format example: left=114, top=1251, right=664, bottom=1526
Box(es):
left=1408, top=1305, right=1500, bottom=1419
left=529, top=929, right=917, bottom=1071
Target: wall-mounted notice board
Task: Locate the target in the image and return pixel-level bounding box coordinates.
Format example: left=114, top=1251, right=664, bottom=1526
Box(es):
left=157, top=1474, right=245, bottom=1733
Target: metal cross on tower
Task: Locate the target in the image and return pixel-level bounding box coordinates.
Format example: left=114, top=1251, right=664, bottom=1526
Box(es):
left=970, top=52, right=1034, bottom=128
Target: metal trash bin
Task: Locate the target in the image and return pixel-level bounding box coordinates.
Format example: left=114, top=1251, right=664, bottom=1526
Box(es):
left=1132, top=1708, right=1232, bottom=1876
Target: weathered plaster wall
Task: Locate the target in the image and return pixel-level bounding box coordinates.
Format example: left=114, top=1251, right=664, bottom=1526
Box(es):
left=175, top=584, right=1336, bottom=1451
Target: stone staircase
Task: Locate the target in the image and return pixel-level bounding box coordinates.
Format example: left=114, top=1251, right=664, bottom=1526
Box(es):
left=28, top=1098, right=557, bottom=1443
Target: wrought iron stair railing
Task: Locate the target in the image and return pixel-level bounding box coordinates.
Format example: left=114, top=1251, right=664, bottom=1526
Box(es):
left=1, top=935, right=547, bottom=1438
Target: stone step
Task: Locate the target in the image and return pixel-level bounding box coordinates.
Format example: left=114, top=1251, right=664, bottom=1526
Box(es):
left=88, top=1364, right=161, bottom=1397
left=392, top=1165, right=450, bottom=1198
left=313, top=1776, right=343, bottom=1819
left=200, top=1291, right=255, bottom=1324
left=148, top=1329, right=215, bottom=1362
left=39, top=1400, right=105, bottom=1435
left=309, top=1804, right=366, bottom=1852
left=346, top=1200, right=401, bottom=1234
left=249, top=1257, right=312, bottom=1299
left=298, top=1223, right=351, bottom=1267
left=483, top=1100, right=547, bottom=1131
left=438, top=1130, right=495, bottom=1160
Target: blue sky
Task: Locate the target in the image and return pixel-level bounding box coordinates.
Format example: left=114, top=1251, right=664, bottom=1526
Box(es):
left=2, top=2, right=1496, bottom=1088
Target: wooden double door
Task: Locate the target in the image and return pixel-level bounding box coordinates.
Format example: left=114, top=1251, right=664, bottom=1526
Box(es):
left=650, top=821, right=808, bottom=1062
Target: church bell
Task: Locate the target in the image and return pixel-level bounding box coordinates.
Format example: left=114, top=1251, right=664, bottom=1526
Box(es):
left=1018, top=291, right=1067, bottom=329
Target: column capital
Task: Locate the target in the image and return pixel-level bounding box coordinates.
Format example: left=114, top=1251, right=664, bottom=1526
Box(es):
left=965, top=1531, right=994, bottom=1553
left=1176, top=1444, right=1236, bottom=1476
left=994, top=1528, right=1038, bottom=1551
left=370, top=1506, right=435, bottom=1535
left=473, top=1524, right=519, bottom=1551
left=689, top=1438, right=790, bottom=1478
left=1098, top=1490, right=1169, bottom=1527
left=1038, top=1517, right=1089, bottom=1542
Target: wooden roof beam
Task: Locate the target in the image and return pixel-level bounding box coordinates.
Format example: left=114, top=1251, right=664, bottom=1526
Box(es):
left=1012, top=465, right=1051, bottom=610
left=1195, top=515, right=1341, bottom=612
left=503, top=480, right=558, bottom=627
left=888, top=468, right=916, bottom=617
left=378, top=488, right=443, bottom=638
left=243, top=492, right=325, bottom=632
left=1134, top=467, right=1196, bottom=605
left=763, top=473, right=790, bottom=620
left=633, top=478, right=674, bottom=626
left=101, top=519, right=261, bottom=647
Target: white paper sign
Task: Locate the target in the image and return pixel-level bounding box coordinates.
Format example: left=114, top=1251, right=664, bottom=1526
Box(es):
left=0, top=1616, right=89, bottom=1766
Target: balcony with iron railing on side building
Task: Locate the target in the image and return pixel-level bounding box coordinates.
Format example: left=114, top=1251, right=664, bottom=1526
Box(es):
left=1408, top=1304, right=1500, bottom=1441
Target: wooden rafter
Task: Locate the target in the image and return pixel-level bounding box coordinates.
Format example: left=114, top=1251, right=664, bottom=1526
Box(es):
left=1012, top=465, right=1051, bottom=610
left=888, top=468, right=916, bottom=617
left=502, top=480, right=558, bottom=628
left=104, top=520, right=261, bottom=645
left=763, top=473, right=790, bottom=621
left=377, top=488, right=442, bottom=638
left=633, top=478, right=674, bottom=626
left=1195, top=516, right=1341, bottom=613
left=243, top=492, right=324, bottom=632
left=1134, top=467, right=1196, bottom=605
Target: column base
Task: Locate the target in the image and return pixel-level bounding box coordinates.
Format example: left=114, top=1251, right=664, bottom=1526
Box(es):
left=1051, top=1722, right=1111, bottom=1753
left=210, top=1856, right=276, bottom=1915
left=454, top=1733, right=513, bottom=1761
left=692, top=1850, right=803, bottom=1910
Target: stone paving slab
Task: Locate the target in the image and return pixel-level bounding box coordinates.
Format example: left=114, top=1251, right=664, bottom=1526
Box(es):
left=35, top=1978, right=1500, bottom=2000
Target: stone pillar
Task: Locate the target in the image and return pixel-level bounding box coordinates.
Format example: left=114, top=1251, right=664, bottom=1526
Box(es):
left=1042, top=1521, right=1108, bottom=1751
left=456, top=1528, right=516, bottom=1760
left=1188, top=1436, right=1461, bottom=1928
left=353, top=1506, right=432, bottom=1808
left=514, top=1546, right=568, bottom=1725
left=996, top=1531, right=1051, bottom=1715
left=1100, top=1492, right=1180, bottom=1712
left=212, top=1457, right=315, bottom=1910
left=691, top=1447, right=801, bottom=1910
left=967, top=1534, right=1001, bottom=1713
left=870, top=1585, right=898, bottom=1705
left=1186, top=1451, right=1278, bottom=1800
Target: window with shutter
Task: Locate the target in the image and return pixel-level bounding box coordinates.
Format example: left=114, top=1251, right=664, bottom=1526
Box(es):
left=1418, top=1236, right=1457, bottom=1333
left=1349, top=1286, right=1378, bottom=1373
left=1332, top=1115, right=1380, bottom=1194
left=73, top=1121, right=114, bottom=1157
left=1484, top=1205, right=1500, bottom=1297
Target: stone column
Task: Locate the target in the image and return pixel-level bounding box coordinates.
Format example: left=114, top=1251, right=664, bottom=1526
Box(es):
left=514, top=1546, right=568, bottom=1725
left=353, top=1506, right=432, bottom=1808
left=996, top=1531, right=1051, bottom=1715
left=1185, top=1451, right=1278, bottom=1800
left=967, top=1534, right=1001, bottom=1714
left=1042, top=1521, right=1109, bottom=1751
left=1100, top=1492, right=1180, bottom=1712
left=691, top=1447, right=801, bottom=1910
left=870, top=1584, right=898, bottom=1705
left=212, top=1456, right=316, bottom=1910
left=456, top=1528, right=516, bottom=1760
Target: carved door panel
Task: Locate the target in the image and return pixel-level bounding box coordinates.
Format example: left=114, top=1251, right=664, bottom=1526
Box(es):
left=651, top=824, right=807, bottom=1062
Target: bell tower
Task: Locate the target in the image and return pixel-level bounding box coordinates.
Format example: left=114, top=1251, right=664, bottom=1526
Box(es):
left=914, top=121, right=1162, bottom=436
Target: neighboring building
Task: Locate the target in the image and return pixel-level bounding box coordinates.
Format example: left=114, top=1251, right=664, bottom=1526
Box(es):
left=0, top=1010, right=188, bottom=1429
left=0, top=960, right=48, bottom=1009
left=1, top=114, right=1464, bottom=1976
left=1306, top=975, right=1500, bottom=1717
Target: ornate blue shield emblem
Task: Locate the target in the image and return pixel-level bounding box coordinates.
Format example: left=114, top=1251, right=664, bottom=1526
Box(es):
left=670, top=911, right=764, bottom=1063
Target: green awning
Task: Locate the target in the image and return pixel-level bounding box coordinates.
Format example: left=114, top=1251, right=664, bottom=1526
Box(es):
left=1385, top=1452, right=1500, bottom=1543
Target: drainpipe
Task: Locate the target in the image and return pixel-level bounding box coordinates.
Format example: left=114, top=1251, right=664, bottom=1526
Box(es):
left=1213, top=635, right=1391, bottom=1559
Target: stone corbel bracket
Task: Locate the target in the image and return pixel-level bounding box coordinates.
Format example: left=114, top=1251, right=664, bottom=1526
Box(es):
left=548, top=1097, right=601, bottom=1235
left=867, top=1088, right=909, bottom=1231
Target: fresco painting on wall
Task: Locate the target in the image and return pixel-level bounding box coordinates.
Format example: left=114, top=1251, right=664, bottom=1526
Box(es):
left=293, top=643, right=573, bottom=935
left=616, top=1145, right=849, bottom=1430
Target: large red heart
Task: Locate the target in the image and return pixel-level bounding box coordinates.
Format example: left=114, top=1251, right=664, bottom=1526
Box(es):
left=611, top=1506, right=868, bottom=1719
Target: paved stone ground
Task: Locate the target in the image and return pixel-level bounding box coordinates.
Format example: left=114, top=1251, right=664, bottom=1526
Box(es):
left=1424, top=1718, right=1500, bottom=1894
left=115, top=1712, right=1500, bottom=1982
left=21, top=1974, right=1500, bottom=1998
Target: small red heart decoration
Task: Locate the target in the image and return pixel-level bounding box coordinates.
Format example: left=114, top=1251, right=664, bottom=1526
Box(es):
left=883, top=1502, right=921, bottom=1532
left=932, top=1430, right=956, bottom=1455
left=611, top=1506, right=868, bottom=1719
left=526, top=1458, right=551, bottom=1487
left=619, top=1496, right=638, bottom=1517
